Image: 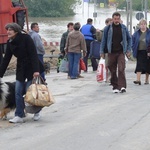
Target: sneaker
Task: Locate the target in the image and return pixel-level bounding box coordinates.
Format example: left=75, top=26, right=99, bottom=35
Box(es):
left=9, top=116, right=24, bottom=123
left=33, top=113, right=41, bottom=121
left=120, top=87, right=126, bottom=93
left=113, top=89, right=119, bottom=93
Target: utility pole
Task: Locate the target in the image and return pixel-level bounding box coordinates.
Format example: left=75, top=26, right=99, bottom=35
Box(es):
left=126, top=0, right=132, bottom=34
left=82, top=0, right=84, bottom=14
left=88, top=1, right=89, bottom=17
left=143, top=0, right=148, bottom=21
left=93, top=0, right=97, bottom=25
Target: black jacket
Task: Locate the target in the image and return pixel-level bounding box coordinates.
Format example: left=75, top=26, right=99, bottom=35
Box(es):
left=60, top=30, right=69, bottom=53
left=0, top=33, right=43, bottom=82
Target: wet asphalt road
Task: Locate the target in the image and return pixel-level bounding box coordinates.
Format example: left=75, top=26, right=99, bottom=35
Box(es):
left=0, top=60, right=150, bottom=150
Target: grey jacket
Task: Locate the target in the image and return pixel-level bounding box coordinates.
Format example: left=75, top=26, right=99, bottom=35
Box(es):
left=29, top=30, right=45, bottom=55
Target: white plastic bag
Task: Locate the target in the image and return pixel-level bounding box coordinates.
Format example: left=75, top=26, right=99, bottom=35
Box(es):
left=96, top=58, right=106, bottom=82
left=59, top=57, right=69, bottom=73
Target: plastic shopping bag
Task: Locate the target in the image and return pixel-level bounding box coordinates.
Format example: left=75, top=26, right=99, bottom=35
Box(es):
left=59, top=57, right=69, bottom=73
left=80, top=58, right=86, bottom=71
left=96, top=58, right=106, bottom=82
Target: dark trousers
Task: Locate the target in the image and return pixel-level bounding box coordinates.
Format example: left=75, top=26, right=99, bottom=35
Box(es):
left=108, top=52, right=126, bottom=90
left=38, top=54, right=45, bottom=81
left=83, top=40, right=98, bottom=71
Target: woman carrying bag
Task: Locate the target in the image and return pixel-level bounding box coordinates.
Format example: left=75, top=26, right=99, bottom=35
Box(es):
left=0, top=23, right=44, bottom=123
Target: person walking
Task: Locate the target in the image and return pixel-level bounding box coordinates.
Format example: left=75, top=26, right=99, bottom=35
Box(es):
left=65, top=22, right=86, bottom=79
left=101, top=18, right=113, bottom=83
left=0, top=23, right=43, bottom=123
left=29, top=22, right=46, bottom=81
left=80, top=18, right=97, bottom=72
left=100, top=12, right=132, bottom=93
left=60, top=22, right=74, bottom=56
left=132, top=19, right=150, bottom=85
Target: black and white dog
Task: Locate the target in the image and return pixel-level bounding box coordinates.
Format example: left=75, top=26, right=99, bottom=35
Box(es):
left=0, top=81, right=16, bottom=119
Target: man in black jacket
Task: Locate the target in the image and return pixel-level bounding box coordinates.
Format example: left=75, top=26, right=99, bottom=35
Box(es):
left=60, top=22, right=74, bottom=56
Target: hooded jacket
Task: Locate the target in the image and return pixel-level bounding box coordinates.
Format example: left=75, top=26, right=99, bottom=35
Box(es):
left=60, top=30, right=70, bottom=53
left=29, top=30, right=45, bottom=55
left=65, top=31, right=86, bottom=53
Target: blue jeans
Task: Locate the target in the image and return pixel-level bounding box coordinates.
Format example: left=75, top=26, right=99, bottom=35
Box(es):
left=38, top=54, right=45, bottom=81
left=15, top=80, right=32, bottom=118
left=68, top=52, right=81, bottom=78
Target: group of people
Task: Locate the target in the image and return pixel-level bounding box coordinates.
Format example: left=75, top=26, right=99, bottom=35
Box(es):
left=60, top=18, right=98, bottom=79
left=61, top=11, right=150, bottom=94
left=1, top=11, right=150, bottom=123
left=101, top=12, right=150, bottom=94
left=0, top=22, right=45, bottom=123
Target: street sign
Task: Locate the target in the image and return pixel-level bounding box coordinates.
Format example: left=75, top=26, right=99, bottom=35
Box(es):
left=93, top=12, right=97, bottom=18
left=100, top=3, right=105, bottom=8
left=136, top=12, right=144, bottom=21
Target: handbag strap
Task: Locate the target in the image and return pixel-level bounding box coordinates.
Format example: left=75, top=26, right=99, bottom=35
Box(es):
left=32, top=76, right=46, bottom=85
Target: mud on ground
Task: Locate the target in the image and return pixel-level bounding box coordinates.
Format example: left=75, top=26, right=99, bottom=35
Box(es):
left=4, top=45, right=60, bottom=76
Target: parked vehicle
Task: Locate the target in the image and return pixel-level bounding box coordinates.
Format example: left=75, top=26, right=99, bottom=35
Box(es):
left=0, top=0, right=29, bottom=63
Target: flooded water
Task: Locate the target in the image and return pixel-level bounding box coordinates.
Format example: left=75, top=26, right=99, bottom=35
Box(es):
left=28, top=3, right=150, bottom=44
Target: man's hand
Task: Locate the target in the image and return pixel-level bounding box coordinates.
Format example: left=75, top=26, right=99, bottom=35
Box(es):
left=83, top=52, right=86, bottom=57
left=33, top=72, right=40, bottom=78
left=147, top=53, right=150, bottom=57
left=100, top=54, right=105, bottom=59
left=126, top=51, right=131, bottom=58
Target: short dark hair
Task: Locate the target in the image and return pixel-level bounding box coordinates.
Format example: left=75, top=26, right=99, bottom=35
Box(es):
left=73, top=22, right=81, bottom=31
left=105, top=18, right=112, bottom=24
left=87, top=18, right=93, bottom=24
left=31, top=23, right=38, bottom=29
left=112, top=12, right=121, bottom=18
left=67, top=22, right=74, bottom=28
left=5, top=23, right=22, bottom=33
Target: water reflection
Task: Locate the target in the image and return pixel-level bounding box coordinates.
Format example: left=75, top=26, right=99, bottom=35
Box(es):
left=28, top=5, right=150, bottom=43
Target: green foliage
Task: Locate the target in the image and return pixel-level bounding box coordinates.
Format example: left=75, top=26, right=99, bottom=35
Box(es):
left=116, top=0, right=150, bottom=11
left=132, top=0, right=144, bottom=11
left=24, top=0, right=80, bottom=17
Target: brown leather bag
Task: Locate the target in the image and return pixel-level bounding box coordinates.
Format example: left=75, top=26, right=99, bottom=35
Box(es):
left=25, top=76, right=54, bottom=107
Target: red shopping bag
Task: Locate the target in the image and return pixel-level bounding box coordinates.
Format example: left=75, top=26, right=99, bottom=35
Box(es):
left=96, top=58, right=106, bottom=82
left=80, top=59, right=86, bottom=71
